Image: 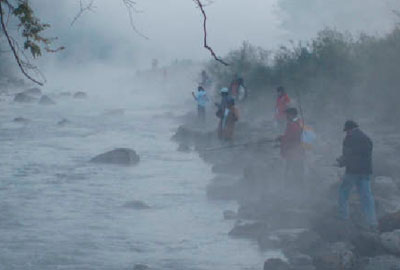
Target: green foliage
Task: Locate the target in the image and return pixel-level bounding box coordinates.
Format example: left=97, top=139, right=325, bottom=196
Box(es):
left=207, top=27, right=400, bottom=122
left=12, top=1, right=51, bottom=58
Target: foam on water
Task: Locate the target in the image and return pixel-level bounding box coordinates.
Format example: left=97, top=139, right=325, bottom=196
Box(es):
left=0, top=83, right=279, bottom=270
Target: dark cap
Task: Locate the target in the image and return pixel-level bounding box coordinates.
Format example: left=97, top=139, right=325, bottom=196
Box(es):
left=285, top=107, right=298, bottom=116
left=343, top=120, right=359, bottom=131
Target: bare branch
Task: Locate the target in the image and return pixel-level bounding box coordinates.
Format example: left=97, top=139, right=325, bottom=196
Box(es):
left=193, top=0, right=228, bottom=66
left=71, top=0, right=96, bottom=26
left=122, top=0, right=149, bottom=40
left=0, top=1, right=45, bottom=85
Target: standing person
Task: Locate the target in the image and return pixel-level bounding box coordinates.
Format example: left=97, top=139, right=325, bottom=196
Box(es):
left=192, top=86, right=209, bottom=123
left=215, top=87, right=230, bottom=119
left=229, top=74, right=246, bottom=101
left=218, top=98, right=239, bottom=141
left=277, top=108, right=305, bottom=187
left=336, top=120, right=377, bottom=229
left=275, top=86, right=291, bottom=133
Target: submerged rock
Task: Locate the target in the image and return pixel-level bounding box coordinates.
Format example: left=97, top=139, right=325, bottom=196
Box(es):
left=57, top=119, right=70, bottom=126
left=23, top=87, right=42, bottom=96
left=39, top=95, right=56, bottom=105
left=13, top=117, right=30, bottom=123
left=14, top=92, right=36, bottom=103
left=90, top=148, right=140, bottom=165
left=73, top=91, right=87, bottom=99
left=263, top=258, right=290, bottom=270
left=133, top=264, right=150, bottom=270
left=123, top=200, right=150, bottom=210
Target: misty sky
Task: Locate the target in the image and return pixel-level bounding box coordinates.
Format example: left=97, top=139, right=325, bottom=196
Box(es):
left=30, top=0, right=400, bottom=69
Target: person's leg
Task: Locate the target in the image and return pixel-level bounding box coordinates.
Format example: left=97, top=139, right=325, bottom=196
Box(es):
left=356, top=175, right=378, bottom=226
left=338, top=174, right=355, bottom=220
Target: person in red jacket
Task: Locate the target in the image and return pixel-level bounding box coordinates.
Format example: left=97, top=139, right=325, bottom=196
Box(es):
left=277, top=107, right=305, bottom=187
left=275, top=86, right=291, bottom=132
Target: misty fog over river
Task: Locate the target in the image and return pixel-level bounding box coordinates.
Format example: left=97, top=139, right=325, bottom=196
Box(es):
left=0, top=70, right=279, bottom=270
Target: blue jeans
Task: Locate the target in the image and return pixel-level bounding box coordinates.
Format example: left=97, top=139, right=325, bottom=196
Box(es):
left=338, top=174, right=377, bottom=226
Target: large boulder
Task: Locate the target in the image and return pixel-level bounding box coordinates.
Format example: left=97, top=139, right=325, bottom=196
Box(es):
left=23, top=87, right=42, bottom=96
left=380, top=230, right=400, bottom=255
left=90, top=148, right=140, bottom=165
left=14, top=92, right=36, bottom=103
left=39, top=95, right=56, bottom=105
left=263, top=258, right=290, bottom=270
left=312, top=242, right=355, bottom=270
left=359, top=255, right=400, bottom=270
left=379, top=210, right=400, bottom=233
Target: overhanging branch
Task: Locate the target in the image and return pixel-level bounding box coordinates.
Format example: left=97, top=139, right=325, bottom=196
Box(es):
left=193, top=0, right=228, bottom=66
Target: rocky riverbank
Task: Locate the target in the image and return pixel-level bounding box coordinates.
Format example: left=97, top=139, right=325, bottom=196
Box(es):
left=173, top=112, right=400, bottom=270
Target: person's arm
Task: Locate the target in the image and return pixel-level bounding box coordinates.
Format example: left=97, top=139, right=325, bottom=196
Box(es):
left=192, top=92, right=197, bottom=100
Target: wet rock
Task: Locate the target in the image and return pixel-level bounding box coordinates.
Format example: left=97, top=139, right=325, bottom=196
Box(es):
left=373, top=176, right=399, bottom=198
left=206, top=181, right=239, bottom=200
left=177, top=144, right=190, bottom=152
left=104, top=109, right=125, bottom=116
left=281, top=229, right=324, bottom=255
left=229, top=221, right=269, bottom=238
left=90, top=148, right=140, bottom=165
left=57, top=119, right=70, bottom=126
left=123, top=200, right=150, bottom=210
left=263, top=258, right=290, bottom=270
left=133, top=264, right=150, bottom=270
left=39, top=95, right=56, bottom=105
left=59, top=92, right=72, bottom=97
left=351, top=231, right=385, bottom=257
left=73, top=91, right=87, bottom=99
left=380, top=230, right=400, bottom=255
left=312, top=242, right=355, bottom=270
left=14, top=92, right=36, bottom=103
left=23, top=87, right=42, bottom=96
left=379, top=210, right=400, bottom=233
left=223, top=210, right=237, bottom=220
left=359, top=255, right=400, bottom=270
left=13, top=117, right=30, bottom=123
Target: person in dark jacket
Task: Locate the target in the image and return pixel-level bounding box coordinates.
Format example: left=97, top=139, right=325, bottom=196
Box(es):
left=337, top=120, right=377, bottom=227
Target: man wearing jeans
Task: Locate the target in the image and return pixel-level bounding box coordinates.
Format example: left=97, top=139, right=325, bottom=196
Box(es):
left=337, top=120, right=378, bottom=228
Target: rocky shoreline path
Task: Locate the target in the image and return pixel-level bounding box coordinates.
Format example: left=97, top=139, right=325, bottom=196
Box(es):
left=173, top=114, right=400, bottom=270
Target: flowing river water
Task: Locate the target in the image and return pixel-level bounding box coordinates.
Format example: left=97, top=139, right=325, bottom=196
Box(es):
left=0, top=74, right=279, bottom=270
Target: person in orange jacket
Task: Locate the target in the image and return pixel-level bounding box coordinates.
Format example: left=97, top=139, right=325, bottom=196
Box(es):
left=275, top=86, right=291, bottom=132
left=277, top=107, right=305, bottom=186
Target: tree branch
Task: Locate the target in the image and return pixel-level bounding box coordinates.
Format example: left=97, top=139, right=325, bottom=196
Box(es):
left=122, top=0, right=149, bottom=40
left=0, top=1, right=45, bottom=85
left=193, top=0, right=228, bottom=66
left=71, top=0, right=95, bottom=26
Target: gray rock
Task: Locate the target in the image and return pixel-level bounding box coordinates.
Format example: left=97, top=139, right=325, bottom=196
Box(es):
left=223, top=210, right=237, bottom=220
left=23, top=87, right=42, bottom=96
left=39, top=95, right=56, bottom=105
left=14, top=92, right=36, bottom=103
left=263, top=258, right=290, bottom=270
left=373, top=176, right=399, bottom=198
left=13, top=117, right=30, bottom=123
left=229, top=221, right=269, bottom=238
left=73, top=91, right=87, bottom=99
left=57, top=119, right=70, bottom=126
left=359, top=255, right=400, bottom=270
left=312, top=242, right=355, bottom=270
left=133, top=264, right=150, bottom=270
left=379, top=210, right=400, bottom=232
left=288, top=253, right=313, bottom=266
left=90, top=148, right=140, bottom=165
left=123, top=200, right=150, bottom=210
left=380, top=230, right=400, bottom=255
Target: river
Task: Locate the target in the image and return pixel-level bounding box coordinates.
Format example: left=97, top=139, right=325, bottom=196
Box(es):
left=0, top=71, right=278, bottom=270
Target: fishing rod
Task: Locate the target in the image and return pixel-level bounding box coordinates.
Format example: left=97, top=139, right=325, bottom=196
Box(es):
left=200, top=138, right=276, bottom=152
